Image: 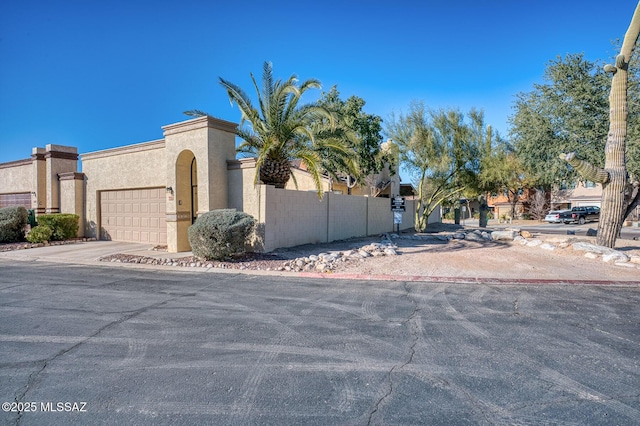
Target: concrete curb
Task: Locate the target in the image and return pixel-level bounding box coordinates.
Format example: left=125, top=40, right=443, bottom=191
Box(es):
left=297, top=272, right=640, bottom=285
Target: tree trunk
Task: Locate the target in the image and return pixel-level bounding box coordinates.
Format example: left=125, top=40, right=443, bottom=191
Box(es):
left=259, top=157, right=292, bottom=189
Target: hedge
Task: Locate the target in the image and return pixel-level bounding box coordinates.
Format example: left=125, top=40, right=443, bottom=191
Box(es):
left=26, top=225, right=54, bottom=243
left=36, top=214, right=79, bottom=241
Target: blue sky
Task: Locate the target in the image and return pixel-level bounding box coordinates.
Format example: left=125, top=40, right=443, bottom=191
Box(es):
left=1, top=0, right=638, bottom=179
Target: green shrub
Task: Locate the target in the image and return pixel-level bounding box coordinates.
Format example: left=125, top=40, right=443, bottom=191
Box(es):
left=36, top=214, right=79, bottom=240
left=0, top=206, right=28, bottom=243
left=26, top=225, right=53, bottom=243
left=188, top=209, right=256, bottom=260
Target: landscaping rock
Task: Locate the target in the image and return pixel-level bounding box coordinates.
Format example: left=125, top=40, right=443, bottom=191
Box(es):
left=526, top=239, right=542, bottom=247
left=491, top=230, right=518, bottom=241
left=520, top=230, right=533, bottom=238
left=602, top=252, right=629, bottom=263
left=572, top=242, right=613, bottom=255
left=514, top=236, right=528, bottom=245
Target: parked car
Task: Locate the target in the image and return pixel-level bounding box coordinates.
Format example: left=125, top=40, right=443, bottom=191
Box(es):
left=544, top=210, right=569, bottom=223
left=558, top=206, right=600, bottom=224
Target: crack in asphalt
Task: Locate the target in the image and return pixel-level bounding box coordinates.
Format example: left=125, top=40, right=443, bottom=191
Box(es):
left=12, top=297, right=172, bottom=426
left=9, top=276, right=232, bottom=426
left=367, top=281, right=420, bottom=425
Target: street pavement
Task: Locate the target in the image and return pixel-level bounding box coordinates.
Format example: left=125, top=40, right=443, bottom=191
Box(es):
left=0, top=261, right=639, bottom=425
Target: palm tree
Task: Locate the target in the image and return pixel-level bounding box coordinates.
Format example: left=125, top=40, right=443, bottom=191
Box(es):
left=193, top=62, right=350, bottom=197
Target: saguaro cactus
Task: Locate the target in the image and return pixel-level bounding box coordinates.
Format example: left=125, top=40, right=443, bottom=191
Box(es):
left=561, top=2, right=640, bottom=248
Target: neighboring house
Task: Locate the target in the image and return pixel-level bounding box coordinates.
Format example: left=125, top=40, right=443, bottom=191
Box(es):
left=487, top=188, right=535, bottom=219
left=550, top=181, right=602, bottom=210
left=485, top=181, right=603, bottom=219
left=0, top=116, right=428, bottom=253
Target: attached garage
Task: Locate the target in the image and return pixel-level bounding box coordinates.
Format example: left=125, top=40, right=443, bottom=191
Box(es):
left=0, top=193, right=31, bottom=209
left=100, top=188, right=166, bottom=244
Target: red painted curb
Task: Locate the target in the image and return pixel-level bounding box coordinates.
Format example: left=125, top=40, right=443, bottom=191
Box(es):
left=296, top=272, right=640, bottom=286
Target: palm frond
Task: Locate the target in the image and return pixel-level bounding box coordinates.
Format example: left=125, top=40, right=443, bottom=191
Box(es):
left=183, top=109, right=210, bottom=118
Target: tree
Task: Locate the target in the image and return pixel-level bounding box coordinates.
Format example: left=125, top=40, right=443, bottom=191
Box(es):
left=528, top=189, right=549, bottom=221
left=386, top=102, right=486, bottom=231
left=479, top=139, right=532, bottom=219
left=316, top=87, right=392, bottom=189
left=561, top=3, right=640, bottom=248
left=510, top=54, right=612, bottom=188
left=187, top=62, right=351, bottom=198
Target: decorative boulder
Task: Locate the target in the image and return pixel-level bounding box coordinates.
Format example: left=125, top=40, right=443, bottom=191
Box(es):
left=491, top=230, right=518, bottom=241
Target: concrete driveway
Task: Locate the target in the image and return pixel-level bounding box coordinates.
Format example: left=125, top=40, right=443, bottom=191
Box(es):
left=0, top=241, right=176, bottom=266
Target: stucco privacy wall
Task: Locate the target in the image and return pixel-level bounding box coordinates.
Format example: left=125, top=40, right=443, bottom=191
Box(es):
left=254, top=185, right=419, bottom=252
left=328, top=193, right=368, bottom=242
left=81, top=140, right=167, bottom=239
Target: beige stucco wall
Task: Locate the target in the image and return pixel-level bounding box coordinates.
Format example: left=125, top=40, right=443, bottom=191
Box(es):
left=551, top=182, right=603, bottom=209
left=81, top=140, right=167, bottom=238
left=250, top=185, right=418, bottom=252
left=162, top=117, right=237, bottom=251
left=367, top=196, right=394, bottom=235
left=327, top=193, right=368, bottom=242
left=262, top=186, right=328, bottom=251
left=45, top=144, right=78, bottom=213
left=59, top=172, right=85, bottom=237
left=0, top=159, right=33, bottom=194
left=285, top=168, right=331, bottom=193
left=227, top=159, right=262, bottom=218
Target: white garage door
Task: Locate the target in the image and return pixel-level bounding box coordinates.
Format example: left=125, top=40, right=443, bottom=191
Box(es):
left=100, top=188, right=166, bottom=244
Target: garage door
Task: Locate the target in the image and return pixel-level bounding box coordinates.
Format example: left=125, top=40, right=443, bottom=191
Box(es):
left=100, top=188, right=166, bottom=244
left=0, top=193, right=31, bottom=209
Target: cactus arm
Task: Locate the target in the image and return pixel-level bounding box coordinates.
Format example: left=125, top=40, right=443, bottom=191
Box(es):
left=559, top=152, right=610, bottom=184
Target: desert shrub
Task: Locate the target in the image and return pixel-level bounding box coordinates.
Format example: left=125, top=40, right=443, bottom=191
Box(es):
left=36, top=214, right=79, bottom=240
left=26, top=225, right=54, bottom=243
left=0, top=206, right=28, bottom=243
left=188, top=209, right=256, bottom=260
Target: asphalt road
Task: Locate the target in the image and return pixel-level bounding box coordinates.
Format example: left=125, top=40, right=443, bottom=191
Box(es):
left=490, top=221, right=640, bottom=240
left=1, top=261, right=639, bottom=425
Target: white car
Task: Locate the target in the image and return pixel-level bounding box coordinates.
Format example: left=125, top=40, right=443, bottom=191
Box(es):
left=545, top=210, right=569, bottom=223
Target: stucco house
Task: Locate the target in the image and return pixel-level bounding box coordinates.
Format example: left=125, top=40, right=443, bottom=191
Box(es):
left=1, top=116, right=437, bottom=252
left=485, top=181, right=603, bottom=220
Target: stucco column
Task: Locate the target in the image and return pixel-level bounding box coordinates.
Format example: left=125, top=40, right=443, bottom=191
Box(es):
left=31, top=148, right=46, bottom=214
left=58, top=172, right=85, bottom=237
left=44, top=145, right=78, bottom=214
left=162, top=116, right=238, bottom=252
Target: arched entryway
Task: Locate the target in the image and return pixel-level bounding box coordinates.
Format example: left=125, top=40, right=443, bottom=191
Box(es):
left=174, top=150, right=198, bottom=250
